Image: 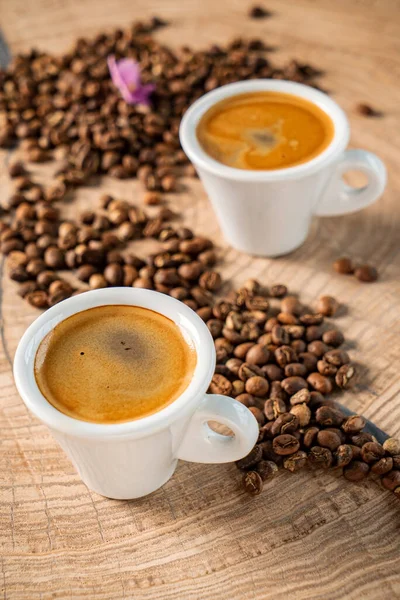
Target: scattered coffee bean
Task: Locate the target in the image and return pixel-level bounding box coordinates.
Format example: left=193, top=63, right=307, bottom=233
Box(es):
left=273, top=434, right=300, bottom=456
left=242, top=471, right=263, bottom=495
left=382, top=438, right=400, bottom=456
left=335, top=363, right=355, bottom=388
left=309, top=446, right=333, bottom=469
left=356, top=103, right=381, bottom=117
left=249, top=5, right=271, bottom=18
left=333, top=257, right=354, bottom=274
left=317, top=295, right=339, bottom=317
left=344, top=461, right=369, bottom=481
left=283, top=451, right=307, bottom=472
left=354, top=265, right=378, bottom=282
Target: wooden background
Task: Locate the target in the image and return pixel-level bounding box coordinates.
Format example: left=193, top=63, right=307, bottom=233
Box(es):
left=0, top=0, right=400, bottom=598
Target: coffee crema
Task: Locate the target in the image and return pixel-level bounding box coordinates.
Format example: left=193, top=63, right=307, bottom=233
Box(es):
left=197, top=91, right=334, bottom=170
left=34, top=305, right=197, bottom=424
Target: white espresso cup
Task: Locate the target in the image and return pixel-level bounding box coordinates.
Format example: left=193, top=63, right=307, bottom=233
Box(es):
left=14, top=288, right=259, bottom=499
left=180, top=80, right=387, bottom=257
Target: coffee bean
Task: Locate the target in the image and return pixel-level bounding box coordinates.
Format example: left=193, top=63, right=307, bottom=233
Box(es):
left=324, top=349, right=350, bottom=367
left=354, top=264, right=378, bottom=282
left=315, top=406, right=345, bottom=427
left=290, top=403, right=311, bottom=427
left=300, top=314, right=324, bottom=326
left=351, top=432, right=374, bottom=448
left=307, top=372, right=332, bottom=394
left=26, top=290, right=48, bottom=308
left=335, top=364, right=355, bottom=388
left=308, top=446, right=333, bottom=469
left=245, top=376, right=269, bottom=397
left=277, top=312, right=298, bottom=325
left=262, top=364, right=283, bottom=381
left=232, top=380, right=245, bottom=396
left=283, top=451, right=307, bottom=472
left=317, top=360, right=337, bottom=377
left=333, top=257, right=354, bottom=275
left=209, top=374, right=233, bottom=396
left=335, top=444, right=353, bottom=468
left=270, top=412, right=298, bottom=435
left=307, top=341, right=330, bottom=358
left=242, top=471, right=263, bottom=495
left=317, top=295, right=339, bottom=317
left=236, top=445, right=263, bottom=470
left=381, top=470, right=400, bottom=491
left=104, top=263, right=123, bottom=286
left=317, top=429, right=342, bottom=451
left=382, top=438, right=400, bottom=456
left=36, top=270, right=57, bottom=287
left=281, top=376, right=308, bottom=395
left=273, top=434, right=300, bottom=456
left=284, top=363, right=307, bottom=377
left=271, top=324, right=290, bottom=346
left=89, top=273, right=107, bottom=289
left=361, top=442, right=385, bottom=463
left=298, top=352, right=318, bottom=371
left=371, top=457, right=393, bottom=475
left=344, top=461, right=369, bottom=481
left=322, top=329, right=344, bottom=347
left=341, top=415, right=366, bottom=434
left=305, top=325, right=324, bottom=342
left=275, top=346, right=297, bottom=368
left=289, top=388, right=310, bottom=406
left=245, top=344, right=270, bottom=366
left=270, top=284, right=287, bottom=298
left=280, top=295, right=302, bottom=315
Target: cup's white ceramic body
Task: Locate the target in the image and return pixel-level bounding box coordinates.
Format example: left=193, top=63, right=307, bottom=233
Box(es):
left=14, top=288, right=259, bottom=499
left=180, top=80, right=387, bottom=257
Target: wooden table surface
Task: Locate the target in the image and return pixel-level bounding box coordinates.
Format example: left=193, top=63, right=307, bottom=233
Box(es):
left=1, top=0, right=400, bottom=598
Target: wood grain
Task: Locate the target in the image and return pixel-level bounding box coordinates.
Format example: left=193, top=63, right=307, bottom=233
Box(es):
left=0, top=0, right=400, bottom=598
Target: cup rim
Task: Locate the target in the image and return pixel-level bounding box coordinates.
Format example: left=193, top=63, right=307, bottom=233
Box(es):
left=13, top=288, right=215, bottom=439
left=179, top=79, right=350, bottom=181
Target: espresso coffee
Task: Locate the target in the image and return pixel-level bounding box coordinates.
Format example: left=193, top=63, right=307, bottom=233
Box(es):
left=34, top=305, right=197, bottom=424
left=197, top=91, right=334, bottom=170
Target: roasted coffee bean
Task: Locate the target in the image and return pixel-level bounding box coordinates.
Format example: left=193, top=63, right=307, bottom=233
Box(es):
left=281, top=376, right=308, bottom=395
left=333, top=257, right=354, bottom=274
left=245, top=376, right=269, bottom=397
left=275, top=346, right=297, bottom=368
left=315, top=405, right=344, bottom=427
left=256, top=460, right=279, bottom=481
left=371, top=457, right=393, bottom=475
left=342, top=415, right=366, bottom=434
left=36, top=270, right=57, bottom=287
left=271, top=325, right=290, bottom=345
left=354, top=265, right=378, bottom=282
left=351, top=432, right=374, bottom=447
left=317, top=429, right=342, bottom=451
left=262, top=364, right=283, bottom=381
left=236, top=445, right=263, bottom=470
left=335, top=364, right=355, bottom=388
left=245, top=344, right=270, bottom=366
left=270, top=412, right=298, bottom=435
left=317, top=360, right=337, bottom=377
left=225, top=358, right=243, bottom=377
left=26, top=259, right=46, bottom=277
left=238, top=362, right=264, bottom=381
left=322, top=329, right=344, bottom=347
left=290, top=403, right=311, bottom=427
left=335, top=444, right=353, bottom=468
left=284, top=363, right=307, bottom=377
left=305, top=325, right=324, bottom=342
left=269, top=284, right=287, bottom=297
left=361, top=442, right=385, bottom=463
left=317, top=295, right=339, bottom=317
left=302, top=426, right=319, bottom=448
left=383, top=438, right=400, bottom=456
left=344, top=461, right=369, bottom=481
left=273, top=434, right=300, bottom=456
left=209, top=374, right=233, bottom=396
left=242, top=471, right=263, bottom=495
left=298, top=351, right=318, bottom=371
left=26, top=290, right=48, bottom=308
left=264, top=397, right=286, bottom=420
left=281, top=295, right=302, bottom=315
left=232, top=380, right=245, bottom=396
left=283, top=451, right=308, bottom=472
left=89, top=273, right=107, bottom=289
left=234, top=342, right=254, bottom=359
left=324, top=349, right=350, bottom=366
left=307, top=341, right=330, bottom=358
left=309, top=446, right=332, bottom=469
left=104, top=263, right=123, bottom=286
left=290, top=388, right=310, bottom=405
left=277, top=312, right=298, bottom=325
left=265, top=317, right=279, bottom=332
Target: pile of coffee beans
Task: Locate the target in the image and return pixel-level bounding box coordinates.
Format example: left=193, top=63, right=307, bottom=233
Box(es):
left=201, top=279, right=399, bottom=499
left=0, top=18, right=322, bottom=193
left=333, top=257, right=378, bottom=282
left=1, top=174, right=222, bottom=309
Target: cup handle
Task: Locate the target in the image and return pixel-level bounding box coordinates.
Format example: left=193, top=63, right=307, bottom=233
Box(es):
left=175, top=394, right=259, bottom=463
left=314, top=149, right=386, bottom=217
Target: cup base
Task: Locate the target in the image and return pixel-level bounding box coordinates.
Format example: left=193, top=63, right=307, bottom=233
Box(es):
left=225, top=230, right=309, bottom=258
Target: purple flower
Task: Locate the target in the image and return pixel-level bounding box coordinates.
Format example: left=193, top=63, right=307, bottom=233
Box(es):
left=107, top=56, right=155, bottom=106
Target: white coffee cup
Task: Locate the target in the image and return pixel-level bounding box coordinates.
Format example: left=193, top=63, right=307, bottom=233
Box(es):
left=180, top=80, right=387, bottom=257
left=13, top=288, right=259, bottom=500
